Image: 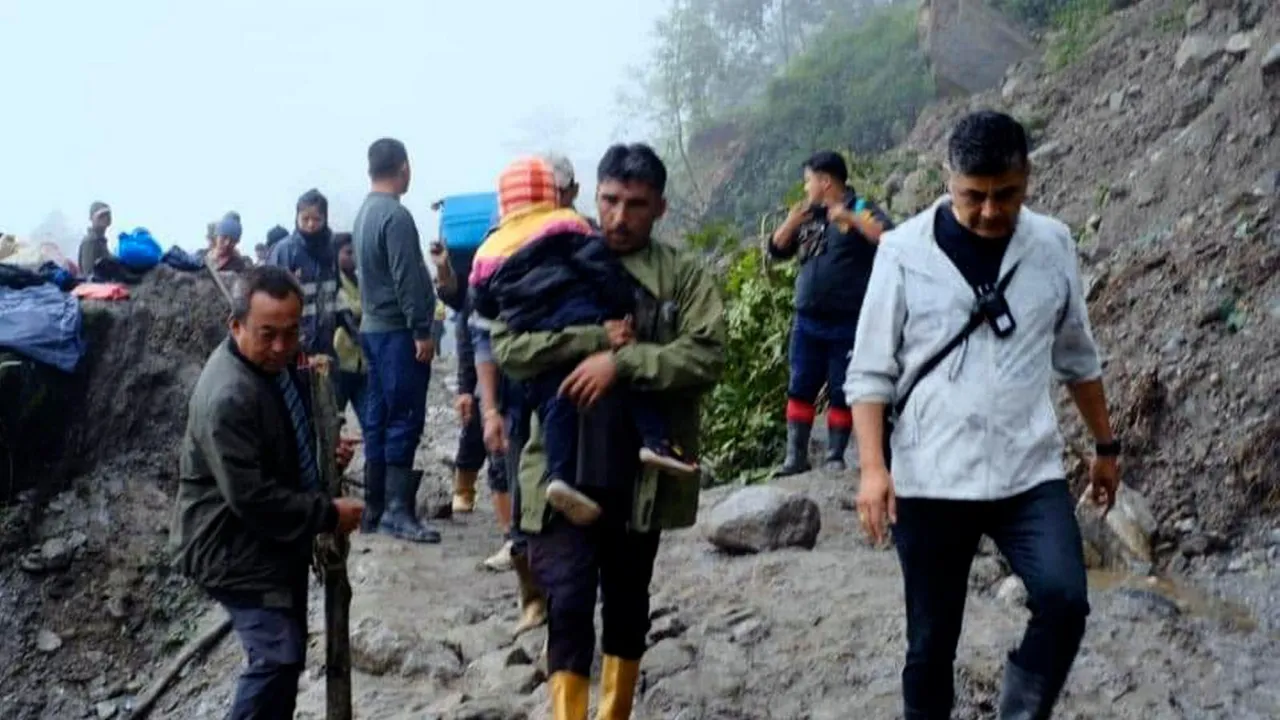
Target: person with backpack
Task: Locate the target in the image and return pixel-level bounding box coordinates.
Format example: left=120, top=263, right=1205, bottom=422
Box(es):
left=846, top=110, right=1121, bottom=720
left=768, top=151, right=893, bottom=476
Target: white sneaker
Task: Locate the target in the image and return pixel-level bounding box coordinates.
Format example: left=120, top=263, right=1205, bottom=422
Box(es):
left=482, top=540, right=514, bottom=572
left=545, top=480, right=602, bottom=526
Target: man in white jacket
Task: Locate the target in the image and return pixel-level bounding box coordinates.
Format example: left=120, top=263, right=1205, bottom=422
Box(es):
left=845, top=110, right=1121, bottom=720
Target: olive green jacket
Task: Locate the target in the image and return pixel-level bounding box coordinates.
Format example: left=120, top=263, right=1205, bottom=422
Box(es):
left=491, top=239, right=726, bottom=533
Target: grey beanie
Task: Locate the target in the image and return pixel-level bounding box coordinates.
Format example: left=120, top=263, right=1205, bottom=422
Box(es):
left=216, top=212, right=243, bottom=242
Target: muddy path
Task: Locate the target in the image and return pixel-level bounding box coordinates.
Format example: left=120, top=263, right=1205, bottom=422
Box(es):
left=150, top=361, right=1280, bottom=720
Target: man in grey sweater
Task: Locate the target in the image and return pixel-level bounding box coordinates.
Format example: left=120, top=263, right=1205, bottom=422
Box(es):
left=351, top=137, right=440, bottom=544
left=846, top=111, right=1121, bottom=720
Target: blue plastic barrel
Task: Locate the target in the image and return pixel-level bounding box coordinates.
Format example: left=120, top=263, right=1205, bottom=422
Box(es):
left=437, top=192, right=498, bottom=252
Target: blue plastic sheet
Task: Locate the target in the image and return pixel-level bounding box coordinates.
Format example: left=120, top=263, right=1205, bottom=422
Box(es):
left=0, top=284, right=85, bottom=373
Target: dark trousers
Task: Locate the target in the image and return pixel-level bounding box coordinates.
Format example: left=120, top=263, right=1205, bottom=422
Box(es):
left=787, top=315, right=856, bottom=411
left=892, top=480, right=1090, bottom=719
left=456, top=392, right=509, bottom=493
left=210, top=582, right=308, bottom=720
left=360, top=330, right=430, bottom=468
left=527, top=505, right=661, bottom=676
left=524, top=368, right=666, bottom=488
left=334, top=370, right=368, bottom=432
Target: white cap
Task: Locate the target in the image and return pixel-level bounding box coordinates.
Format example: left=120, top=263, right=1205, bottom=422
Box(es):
left=544, top=153, right=577, bottom=190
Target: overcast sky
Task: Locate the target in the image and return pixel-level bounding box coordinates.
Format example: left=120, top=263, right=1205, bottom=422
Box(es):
left=0, top=0, right=665, bottom=253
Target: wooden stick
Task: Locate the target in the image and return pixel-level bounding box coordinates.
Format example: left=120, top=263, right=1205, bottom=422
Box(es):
left=130, top=616, right=232, bottom=719
left=309, top=359, right=353, bottom=720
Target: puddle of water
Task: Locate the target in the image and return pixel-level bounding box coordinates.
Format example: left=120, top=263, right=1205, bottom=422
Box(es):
left=1087, top=569, right=1259, bottom=633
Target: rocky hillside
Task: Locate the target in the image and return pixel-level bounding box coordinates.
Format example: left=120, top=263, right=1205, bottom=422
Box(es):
left=888, top=0, right=1279, bottom=546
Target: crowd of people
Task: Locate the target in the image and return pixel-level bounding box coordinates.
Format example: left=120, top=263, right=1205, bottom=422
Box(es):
left=164, top=109, right=1122, bottom=720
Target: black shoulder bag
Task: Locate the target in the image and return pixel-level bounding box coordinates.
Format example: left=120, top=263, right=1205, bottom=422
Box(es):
left=882, top=262, right=1020, bottom=466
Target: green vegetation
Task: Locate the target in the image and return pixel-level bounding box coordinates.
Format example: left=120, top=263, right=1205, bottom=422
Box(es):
left=1045, top=0, right=1114, bottom=70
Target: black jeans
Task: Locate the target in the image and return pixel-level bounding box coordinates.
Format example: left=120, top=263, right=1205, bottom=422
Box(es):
left=209, top=580, right=309, bottom=720
left=526, top=502, right=661, bottom=676
left=892, top=480, right=1090, bottom=719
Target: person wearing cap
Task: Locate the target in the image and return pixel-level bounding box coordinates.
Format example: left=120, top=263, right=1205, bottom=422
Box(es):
left=78, top=202, right=114, bottom=277
left=211, top=212, right=250, bottom=272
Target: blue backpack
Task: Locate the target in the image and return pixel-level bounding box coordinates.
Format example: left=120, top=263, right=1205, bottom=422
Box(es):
left=117, top=228, right=163, bottom=270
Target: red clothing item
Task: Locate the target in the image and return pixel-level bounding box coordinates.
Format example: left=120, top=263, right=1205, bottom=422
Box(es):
left=72, top=282, right=130, bottom=301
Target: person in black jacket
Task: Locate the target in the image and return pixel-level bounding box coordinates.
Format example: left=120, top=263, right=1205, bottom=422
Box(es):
left=768, top=151, right=893, bottom=476
left=172, top=266, right=364, bottom=720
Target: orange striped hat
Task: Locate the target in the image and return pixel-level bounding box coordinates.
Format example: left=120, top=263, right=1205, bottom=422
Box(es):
left=497, top=156, right=558, bottom=219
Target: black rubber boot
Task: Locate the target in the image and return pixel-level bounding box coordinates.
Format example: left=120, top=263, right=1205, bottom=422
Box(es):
left=998, top=655, right=1054, bottom=720
left=361, top=463, right=386, bottom=533
left=378, top=466, right=441, bottom=544
left=775, top=421, right=812, bottom=477
left=824, top=427, right=851, bottom=471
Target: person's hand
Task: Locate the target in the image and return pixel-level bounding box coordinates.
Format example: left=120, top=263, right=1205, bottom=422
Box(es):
left=1087, top=455, right=1120, bottom=512
left=559, top=351, right=618, bottom=409
left=333, top=497, right=365, bottom=535
left=482, top=409, right=507, bottom=453
left=604, top=317, right=635, bottom=349
left=335, top=437, right=355, bottom=471
left=856, top=464, right=897, bottom=547
left=455, top=393, right=476, bottom=426
left=414, top=338, right=435, bottom=364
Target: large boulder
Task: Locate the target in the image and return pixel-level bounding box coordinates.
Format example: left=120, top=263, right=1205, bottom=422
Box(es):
left=703, top=485, right=821, bottom=553
left=917, top=0, right=1037, bottom=96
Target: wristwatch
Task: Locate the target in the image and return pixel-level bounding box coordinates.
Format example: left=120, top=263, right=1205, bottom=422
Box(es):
left=1095, top=438, right=1122, bottom=457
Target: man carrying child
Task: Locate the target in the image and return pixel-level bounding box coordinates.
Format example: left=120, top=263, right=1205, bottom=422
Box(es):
left=486, top=145, right=726, bottom=720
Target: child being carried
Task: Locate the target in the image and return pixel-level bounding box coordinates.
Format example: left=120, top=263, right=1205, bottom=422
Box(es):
left=469, top=156, right=697, bottom=527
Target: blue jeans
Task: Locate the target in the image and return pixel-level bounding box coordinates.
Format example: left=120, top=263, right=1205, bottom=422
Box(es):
left=787, top=314, right=856, bottom=409
left=210, top=583, right=308, bottom=720
left=892, top=480, right=1090, bottom=719
left=360, top=330, right=430, bottom=468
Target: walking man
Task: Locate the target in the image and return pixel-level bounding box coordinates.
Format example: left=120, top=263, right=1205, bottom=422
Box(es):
left=768, top=151, right=892, bottom=475
left=352, top=138, right=441, bottom=544
left=847, top=110, right=1120, bottom=719
left=491, top=143, right=725, bottom=720
left=172, top=266, right=364, bottom=719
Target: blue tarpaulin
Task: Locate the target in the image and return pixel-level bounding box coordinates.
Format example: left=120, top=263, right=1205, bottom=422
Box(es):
left=0, top=284, right=86, bottom=373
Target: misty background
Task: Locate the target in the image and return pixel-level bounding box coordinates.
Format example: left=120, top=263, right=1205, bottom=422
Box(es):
left=0, top=0, right=665, bottom=256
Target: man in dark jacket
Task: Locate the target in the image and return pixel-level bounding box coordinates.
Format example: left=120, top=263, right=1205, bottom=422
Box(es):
left=768, top=151, right=892, bottom=476
left=172, top=266, right=364, bottom=720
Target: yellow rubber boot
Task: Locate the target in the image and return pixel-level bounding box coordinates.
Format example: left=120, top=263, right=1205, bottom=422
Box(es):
left=452, top=469, right=477, bottom=513
left=596, top=655, right=641, bottom=719
left=549, top=671, right=590, bottom=720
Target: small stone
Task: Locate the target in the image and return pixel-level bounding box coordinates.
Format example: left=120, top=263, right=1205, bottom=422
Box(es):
left=1175, top=35, right=1224, bottom=74
left=1226, top=554, right=1251, bottom=573
left=95, top=701, right=118, bottom=719
left=969, top=556, right=1006, bottom=591
left=1261, top=43, right=1280, bottom=80
left=36, top=629, right=63, bottom=653
left=642, top=639, right=696, bottom=682
left=1028, top=141, right=1067, bottom=164
left=995, top=576, right=1029, bottom=609
left=1267, top=529, right=1280, bottom=547
left=729, top=617, right=769, bottom=645
left=1185, top=2, right=1208, bottom=29
left=39, top=537, right=74, bottom=571
left=1224, top=32, right=1253, bottom=55
left=1173, top=517, right=1196, bottom=534
left=1108, top=91, right=1126, bottom=113
left=648, top=613, right=689, bottom=645
left=1076, top=483, right=1157, bottom=570
left=703, top=486, right=821, bottom=553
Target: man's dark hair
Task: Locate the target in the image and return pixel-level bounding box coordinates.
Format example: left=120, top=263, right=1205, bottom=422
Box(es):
left=231, top=265, right=304, bottom=322
left=333, top=232, right=353, bottom=250
left=947, top=110, right=1029, bottom=177
left=368, top=138, right=409, bottom=180
left=296, top=188, right=329, bottom=216
left=803, top=151, right=848, bottom=185
left=597, top=143, right=667, bottom=195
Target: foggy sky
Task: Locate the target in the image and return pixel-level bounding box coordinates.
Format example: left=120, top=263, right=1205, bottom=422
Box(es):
left=0, top=0, right=665, bottom=253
